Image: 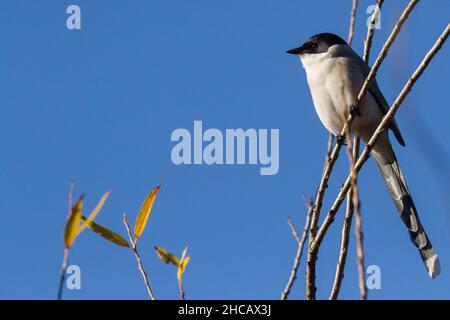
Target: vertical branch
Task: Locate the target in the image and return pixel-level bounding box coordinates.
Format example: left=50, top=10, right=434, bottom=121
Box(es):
left=307, top=0, right=358, bottom=300
left=57, top=181, right=75, bottom=300
left=178, top=282, right=186, bottom=300
left=311, top=135, right=334, bottom=241
left=329, top=136, right=361, bottom=300
left=306, top=135, right=334, bottom=300
left=329, top=191, right=353, bottom=299
left=57, top=248, right=69, bottom=300
left=352, top=174, right=366, bottom=299
left=331, top=0, right=383, bottom=299
left=281, top=196, right=313, bottom=300
left=123, top=213, right=157, bottom=300
left=348, top=0, right=386, bottom=297
left=363, top=0, right=384, bottom=62
left=322, top=135, right=335, bottom=180
left=330, top=140, right=361, bottom=300
left=347, top=0, right=358, bottom=45
left=344, top=129, right=366, bottom=300
left=310, top=135, right=333, bottom=244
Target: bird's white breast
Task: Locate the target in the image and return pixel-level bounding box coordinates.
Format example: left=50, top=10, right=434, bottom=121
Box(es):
left=300, top=51, right=351, bottom=135
left=298, top=45, right=381, bottom=137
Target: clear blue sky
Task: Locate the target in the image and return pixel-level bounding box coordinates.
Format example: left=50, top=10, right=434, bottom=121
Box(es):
left=0, top=0, right=449, bottom=299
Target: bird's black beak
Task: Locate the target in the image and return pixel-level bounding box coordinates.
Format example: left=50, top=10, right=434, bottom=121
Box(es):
left=286, top=45, right=304, bottom=55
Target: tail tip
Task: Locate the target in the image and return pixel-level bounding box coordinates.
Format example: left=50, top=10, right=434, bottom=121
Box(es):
left=426, top=254, right=441, bottom=279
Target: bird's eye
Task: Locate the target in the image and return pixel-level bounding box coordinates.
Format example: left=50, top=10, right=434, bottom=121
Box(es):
left=311, top=42, right=318, bottom=50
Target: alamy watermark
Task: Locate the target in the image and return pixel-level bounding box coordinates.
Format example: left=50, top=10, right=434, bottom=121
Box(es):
left=366, top=264, right=381, bottom=290
left=66, top=264, right=81, bottom=290
left=171, top=121, right=279, bottom=175
left=66, top=5, right=81, bottom=30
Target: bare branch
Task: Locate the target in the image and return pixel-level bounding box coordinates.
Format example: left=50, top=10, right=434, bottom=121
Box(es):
left=353, top=177, right=366, bottom=300
left=348, top=0, right=387, bottom=298
left=363, top=0, right=384, bottom=62
left=329, top=136, right=360, bottom=300
left=344, top=131, right=367, bottom=300
left=281, top=197, right=313, bottom=300
left=57, top=248, right=69, bottom=300
left=287, top=217, right=301, bottom=244
left=329, top=196, right=353, bottom=299
left=68, top=181, right=75, bottom=214
left=123, top=213, right=157, bottom=300
left=347, top=0, right=359, bottom=45
left=179, top=281, right=186, bottom=300
left=305, top=134, right=334, bottom=299
left=57, top=182, right=76, bottom=300
left=310, top=134, right=334, bottom=241
left=330, top=1, right=383, bottom=298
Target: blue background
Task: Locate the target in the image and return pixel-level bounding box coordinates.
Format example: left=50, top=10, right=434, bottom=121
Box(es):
left=0, top=0, right=449, bottom=299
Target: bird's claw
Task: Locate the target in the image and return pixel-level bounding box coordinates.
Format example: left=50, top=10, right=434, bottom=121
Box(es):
left=349, top=104, right=362, bottom=117
left=336, top=135, right=347, bottom=146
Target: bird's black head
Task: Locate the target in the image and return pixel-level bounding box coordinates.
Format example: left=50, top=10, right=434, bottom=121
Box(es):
left=287, top=33, right=347, bottom=55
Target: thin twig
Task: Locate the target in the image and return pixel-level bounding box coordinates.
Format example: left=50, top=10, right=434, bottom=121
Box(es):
left=281, top=196, right=313, bottom=300
left=363, top=0, right=384, bottom=62
left=329, top=194, right=353, bottom=299
left=311, top=134, right=334, bottom=239
left=344, top=129, right=367, bottom=300
left=330, top=1, right=382, bottom=298
left=179, top=281, right=186, bottom=300
left=330, top=136, right=360, bottom=300
left=310, top=135, right=333, bottom=241
left=288, top=218, right=301, bottom=243
left=351, top=0, right=386, bottom=299
left=57, top=248, right=69, bottom=300
left=306, top=0, right=420, bottom=300
left=306, top=134, right=334, bottom=300
left=68, top=181, right=75, bottom=212
left=347, top=0, right=359, bottom=45
left=322, top=135, right=335, bottom=180
left=57, top=182, right=76, bottom=300
left=313, top=23, right=449, bottom=258
left=309, top=0, right=362, bottom=300
left=353, top=175, right=366, bottom=300
left=123, top=213, right=157, bottom=300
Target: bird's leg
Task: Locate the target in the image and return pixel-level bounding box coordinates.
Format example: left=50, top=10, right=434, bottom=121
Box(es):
left=336, top=134, right=347, bottom=146
left=349, top=103, right=362, bottom=117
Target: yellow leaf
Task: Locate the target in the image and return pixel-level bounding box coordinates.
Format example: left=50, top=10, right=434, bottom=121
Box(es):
left=180, top=246, right=188, bottom=262
left=134, top=185, right=161, bottom=239
left=177, top=247, right=191, bottom=284
left=180, top=256, right=190, bottom=271
left=177, top=257, right=191, bottom=284
left=81, top=216, right=129, bottom=247
left=79, top=190, right=111, bottom=233
left=154, top=246, right=180, bottom=266
left=64, top=196, right=84, bottom=249
left=177, top=267, right=183, bottom=285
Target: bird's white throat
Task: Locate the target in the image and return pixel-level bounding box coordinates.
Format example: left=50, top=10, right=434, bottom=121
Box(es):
left=298, top=52, right=331, bottom=70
